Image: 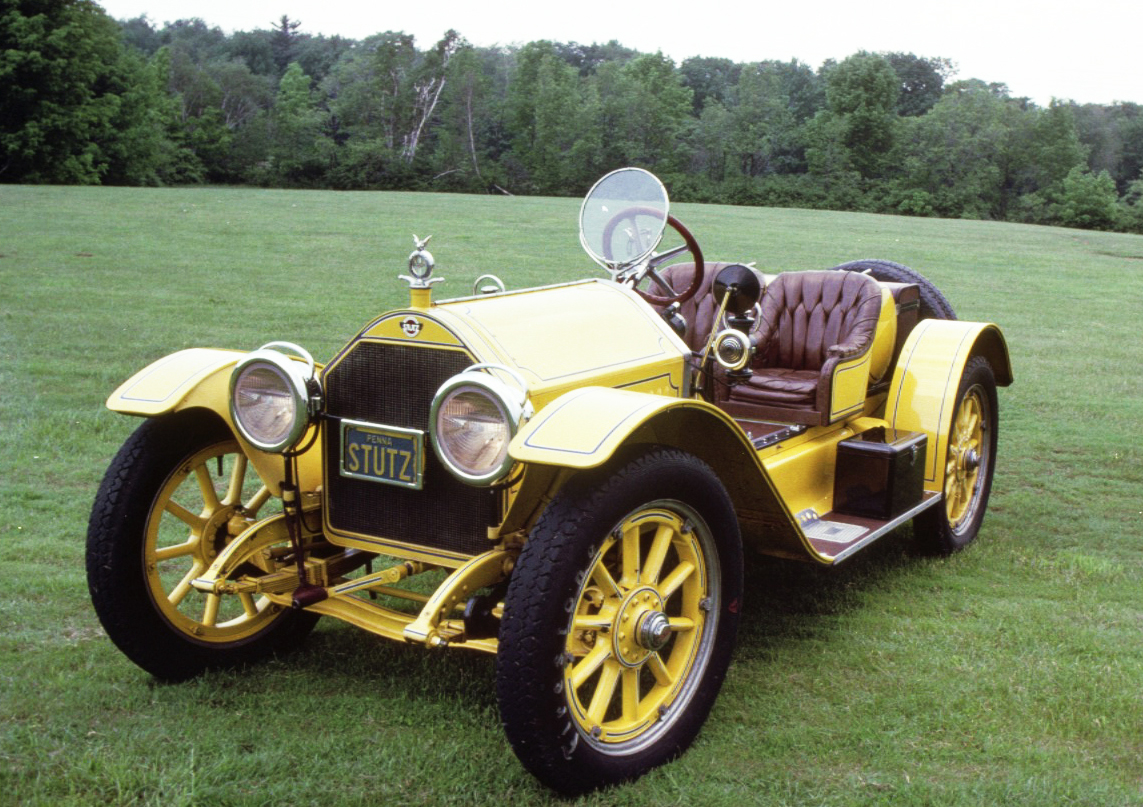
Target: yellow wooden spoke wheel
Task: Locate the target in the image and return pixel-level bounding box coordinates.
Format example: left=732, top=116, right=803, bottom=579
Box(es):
left=145, top=439, right=282, bottom=643
left=916, top=355, right=999, bottom=554
left=88, top=411, right=317, bottom=681
left=944, top=384, right=988, bottom=531
left=497, top=448, right=742, bottom=794
left=564, top=505, right=714, bottom=748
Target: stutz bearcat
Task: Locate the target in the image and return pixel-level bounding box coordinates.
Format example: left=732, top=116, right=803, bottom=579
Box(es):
left=87, top=168, right=1012, bottom=793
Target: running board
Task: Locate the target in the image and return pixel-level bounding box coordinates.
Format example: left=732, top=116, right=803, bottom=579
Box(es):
left=800, top=491, right=943, bottom=563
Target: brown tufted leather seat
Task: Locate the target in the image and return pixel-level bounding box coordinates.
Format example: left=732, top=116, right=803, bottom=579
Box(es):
left=656, top=261, right=738, bottom=351
left=726, top=270, right=883, bottom=425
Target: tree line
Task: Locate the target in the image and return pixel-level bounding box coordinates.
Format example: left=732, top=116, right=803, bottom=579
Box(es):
left=4, top=1, right=1143, bottom=233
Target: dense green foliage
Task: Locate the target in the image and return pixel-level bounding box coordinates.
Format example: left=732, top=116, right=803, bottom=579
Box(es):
left=3, top=1, right=1143, bottom=233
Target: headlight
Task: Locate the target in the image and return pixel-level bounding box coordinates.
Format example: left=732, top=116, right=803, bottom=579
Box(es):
left=430, top=365, right=530, bottom=486
left=229, top=342, right=320, bottom=453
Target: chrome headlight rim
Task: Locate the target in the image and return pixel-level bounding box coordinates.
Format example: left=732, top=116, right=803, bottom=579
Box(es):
left=430, top=367, right=529, bottom=486
left=711, top=328, right=753, bottom=372
left=229, top=342, right=319, bottom=454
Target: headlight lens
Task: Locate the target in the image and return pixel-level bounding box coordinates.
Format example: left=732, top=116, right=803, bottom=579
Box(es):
left=431, top=368, right=529, bottom=485
left=229, top=344, right=317, bottom=453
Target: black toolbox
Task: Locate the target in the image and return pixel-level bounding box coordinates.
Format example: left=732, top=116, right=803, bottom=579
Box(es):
left=834, top=427, right=928, bottom=520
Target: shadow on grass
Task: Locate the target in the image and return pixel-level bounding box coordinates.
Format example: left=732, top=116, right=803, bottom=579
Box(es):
left=735, top=527, right=932, bottom=652
left=229, top=528, right=935, bottom=703
left=133, top=527, right=939, bottom=749
left=288, top=624, right=499, bottom=707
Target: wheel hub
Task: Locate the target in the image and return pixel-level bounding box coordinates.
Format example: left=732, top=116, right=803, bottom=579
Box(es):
left=201, top=505, right=240, bottom=558
left=612, top=586, right=665, bottom=667
left=637, top=611, right=671, bottom=652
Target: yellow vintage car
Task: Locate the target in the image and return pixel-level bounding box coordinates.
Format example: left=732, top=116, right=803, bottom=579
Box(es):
left=87, top=168, right=1011, bottom=793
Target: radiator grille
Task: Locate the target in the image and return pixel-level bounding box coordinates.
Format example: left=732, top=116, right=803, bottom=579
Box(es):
left=322, top=340, right=492, bottom=556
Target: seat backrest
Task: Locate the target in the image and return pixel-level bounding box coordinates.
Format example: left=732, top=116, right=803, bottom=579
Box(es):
left=755, top=271, right=882, bottom=371
left=657, top=262, right=730, bottom=351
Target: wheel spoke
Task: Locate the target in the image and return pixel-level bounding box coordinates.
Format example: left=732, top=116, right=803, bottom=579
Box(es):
left=154, top=540, right=197, bottom=561
left=202, top=593, right=221, bottom=627
left=621, top=523, right=641, bottom=586
left=168, top=561, right=205, bottom=607
left=658, top=561, right=695, bottom=599
left=194, top=463, right=222, bottom=512
left=641, top=524, right=673, bottom=585
left=587, top=660, right=620, bottom=724
left=621, top=666, right=640, bottom=722
left=224, top=454, right=248, bottom=506
left=164, top=499, right=206, bottom=532
left=244, top=485, right=272, bottom=516
left=957, top=395, right=981, bottom=447
left=238, top=592, right=259, bottom=618
left=646, top=651, right=674, bottom=687
left=946, top=475, right=964, bottom=521
left=570, top=642, right=611, bottom=690
left=667, top=616, right=695, bottom=632
left=573, top=613, right=613, bottom=631
left=591, top=559, right=622, bottom=598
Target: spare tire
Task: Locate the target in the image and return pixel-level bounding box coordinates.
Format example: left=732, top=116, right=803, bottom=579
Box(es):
left=828, top=259, right=956, bottom=321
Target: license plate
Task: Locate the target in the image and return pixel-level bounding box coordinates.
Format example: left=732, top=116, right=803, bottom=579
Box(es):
left=339, top=419, right=424, bottom=489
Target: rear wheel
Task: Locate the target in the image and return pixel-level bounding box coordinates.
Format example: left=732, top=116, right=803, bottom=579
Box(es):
left=914, top=356, right=999, bottom=554
left=87, top=410, right=317, bottom=681
left=496, top=448, right=742, bottom=794
left=828, top=259, right=957, bottom=320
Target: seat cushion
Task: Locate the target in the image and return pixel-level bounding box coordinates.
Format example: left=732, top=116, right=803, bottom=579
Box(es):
left=728, top=368, right=819, bottom=406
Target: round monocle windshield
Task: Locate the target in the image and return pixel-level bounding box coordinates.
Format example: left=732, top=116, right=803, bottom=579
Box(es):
left=579, top=167, right=669, bottom=272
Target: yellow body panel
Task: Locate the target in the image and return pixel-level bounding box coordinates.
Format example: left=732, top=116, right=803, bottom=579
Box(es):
left=761, top=419, right=874, bottom=521
left=886, top=319, right=1012, bottom=491
left=434, top=280, right=690, bottom=408
left=868, top=289, right=898, bottom=383
left=360, top=311, right=468, bottom=347
left=105, top=348, right=322, bottom=497
left=826, top=289, right=896, bottom=420
left=511, top=386, right=697, bottom=469
left=828, top=352, right=873, bottom=422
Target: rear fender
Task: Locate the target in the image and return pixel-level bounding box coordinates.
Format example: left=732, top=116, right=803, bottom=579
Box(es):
left=106, top=348, right=322, bottom=496
left=886, top=320, right=1012, bottom=494
left=508, top=387, right=808, bottom=558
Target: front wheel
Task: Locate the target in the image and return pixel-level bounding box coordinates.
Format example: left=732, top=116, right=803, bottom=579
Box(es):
left=914, top=356, right=999, bottom=554
left=496, top=448, right=742, bottom=794
left=87, top=410, right=317, bottom=681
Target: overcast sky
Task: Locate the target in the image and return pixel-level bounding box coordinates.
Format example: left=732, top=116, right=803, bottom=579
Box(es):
left=97, top=0, right=1139, bottom=106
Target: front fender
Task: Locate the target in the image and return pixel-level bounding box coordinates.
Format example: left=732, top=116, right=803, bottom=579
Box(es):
left=509, top=387, right=808, bottom=559
left=107, top=348, right=245, bottom=417
left=886, top=319, right=1012, bottom=492
left=106, top=348, right=322, bottom=497
left=510, top=386, right=702, bottom=470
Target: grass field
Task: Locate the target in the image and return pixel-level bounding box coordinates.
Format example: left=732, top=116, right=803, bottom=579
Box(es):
left=2, top=183, right=1142, bottom=806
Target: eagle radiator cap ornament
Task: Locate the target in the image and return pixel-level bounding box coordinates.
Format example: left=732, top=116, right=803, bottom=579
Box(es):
left=400, top=234, right=444, bottom=289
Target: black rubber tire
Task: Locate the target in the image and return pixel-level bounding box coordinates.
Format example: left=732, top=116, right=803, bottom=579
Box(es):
left=496, top=447, right=743, bottom=794
left=914, top=356, right=999, bottom=554
left=87, top=410, right=318, bottom=681
left=828, top=259, right=957, bottom=320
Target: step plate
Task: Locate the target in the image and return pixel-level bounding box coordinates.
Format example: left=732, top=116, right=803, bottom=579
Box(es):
left=803, top=520, right=866, bottom=544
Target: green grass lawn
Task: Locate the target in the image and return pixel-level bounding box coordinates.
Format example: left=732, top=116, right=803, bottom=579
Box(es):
left=2, top=184, right=1141, bottom=806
